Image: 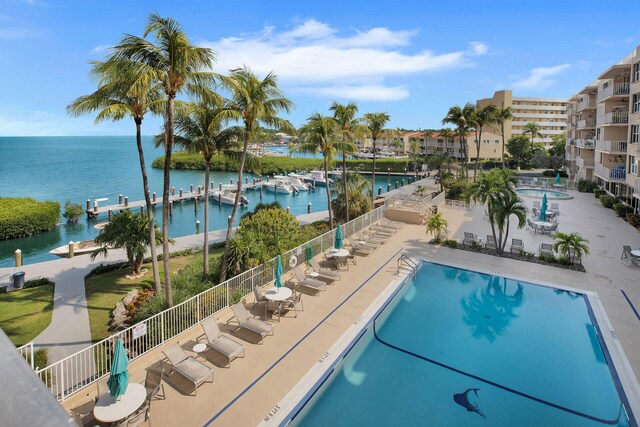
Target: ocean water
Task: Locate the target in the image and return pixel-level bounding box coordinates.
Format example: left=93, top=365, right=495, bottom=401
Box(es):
left=0, top=136, right=403, bottom=266
left=293, top=263, right=631, bottom=426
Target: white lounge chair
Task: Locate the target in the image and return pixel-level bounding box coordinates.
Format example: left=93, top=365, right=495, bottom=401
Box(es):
left=510, top=239, right=524, bottom=254
left=539, top=243, right=554, bottom=257
left=462, top=232, right=478, bottom=247
left=199, top=317, right=245, bottom=367
left=309, top=258, right=341, bottom=282
left=229, top=303, right=274, bottom=343
left=485, top=235, right=497, bottom=251
left=293, top=265, right=327, bottom=292
left=162, top=344, right=213, bottom=396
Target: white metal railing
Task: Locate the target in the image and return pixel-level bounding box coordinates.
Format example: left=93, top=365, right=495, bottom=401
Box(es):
left=595, top=164, right=626, bottom=181
left=596, top=140, right=628, bottom=153
left=578, top=97, right=596, bottom=111
left=445, top=199, right=468, bottom=208
left=17, top=342, right=35, bottom=370
left=598, top=82, right=630, bottom=101
left=598, top=111, right=629, bottom=126
left=575, top=139, right=595, bottom=149
left=634, top=178, right=640, bottom=194
left=576, top=156, right=595, bottom=168
left=33, top=205, right=387, bottom=401
left=577, top=118, right=597, bottom=128
left=432, top=191, right=446, bottom=206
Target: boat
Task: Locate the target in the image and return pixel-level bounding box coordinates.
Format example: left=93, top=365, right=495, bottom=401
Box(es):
left=211, top=188, right=249, bottom=206
left=49, top=240, right=101, bottom=258
left=274, top=175, right=311, bottom=191
left=301, top=170, right=333, bottom=187
left=264, top=179, right=298, bottom=194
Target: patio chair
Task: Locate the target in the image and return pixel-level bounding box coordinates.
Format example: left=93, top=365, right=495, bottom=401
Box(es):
left=199, top=317, right=245, bottom=367
left=162, top=344, right=213, bottom=396
left=539, top=243, right=554, bottom=257
left=253, top=286, right=280, bottom=318
left=344, top=239, right=375, bottom=256
left=531, top=207, right=539, bottom=218
left=70, top=400, right=97, bottom=427
left=309, top=258, right=341, bottom=281
left=293, top=265, right=327, bottom=292
left=547, top=223, right=559, bottom=234
left=285, top=282, right=304, bottom=312
left=485, top=235, right=497, bottom=251
left=380, top=218, right=403, bottom=229
left=118, top=396, right=151, bottom=427
left=229, top=303, right=275, bottom=343
left=369, top=225, right=395, bottom=236
left=620, top=246, right=640, bottom=267
left=354, top=231, right=384, bottom=247
left=142, top=367, right=165, bottom=401
left=510, top=239, right=524, bottom=254
left=462, top=232, right=478, bottom=247
left=360, top=229, right=389, bottom=244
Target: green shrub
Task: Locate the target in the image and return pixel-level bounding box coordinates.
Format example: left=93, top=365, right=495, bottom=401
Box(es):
left=539, top=254, right=557, bottom=263
left=577, top=179, right=597, bottom=193
left=612, top=203, right=634, bottom=218
left=230, top=288, right=243, bottom=305
left=599, top=195, right=618, bottom=209
left=30, top=348, right=49, bottom=370
left=24, top=278, right=54, bottom=289
left=0, top=198, right=60, bottom=240
left=443, top=239, right=458, bottom=248
left=626, top=213, right=640, bottom=228
left=62, top=201, right=84, bottom=223
left=557, top=256, right=571, bottom=266
left=441, top=177, right=470, bottom=200
left=87, top=262, right=129, bottom=276
left=542, top=170, right=568, bottom=177
left=0, top=286, right=6, bottom=294
left=593, top=188, right=605, bottom=198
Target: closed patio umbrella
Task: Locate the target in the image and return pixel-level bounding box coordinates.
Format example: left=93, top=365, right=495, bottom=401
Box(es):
left=305, top=244, right=313, bottom=267
left=107, top=338, right=129, bottom=398
left=335, top=223, right=343, bottom=249
left=274, top=255, right=283, bottom=288
left=539, top=193, right=548, bottom=221
left=555, top=173, right=561, bottom=185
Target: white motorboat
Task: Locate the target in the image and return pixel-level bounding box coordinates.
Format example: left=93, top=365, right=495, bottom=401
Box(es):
left=274, top=174, right=310, bottom=191
left=301, top=170, right=333, bottom=187
left=49, top=240, right=101, bottom=258
left=212, top=188, right=249, bottom=205
left=264, top=179, right=297, bottom=194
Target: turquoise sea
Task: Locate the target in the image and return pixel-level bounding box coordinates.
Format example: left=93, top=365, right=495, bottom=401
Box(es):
left=0, top=136, right=403, bottom=267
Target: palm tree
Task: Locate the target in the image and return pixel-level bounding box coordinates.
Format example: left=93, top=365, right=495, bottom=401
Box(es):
left=330, top=101, right=359, bottom=222
left=442, top=103, right=476, bottom=178
left=523, top=122, right=544, bottom=145
left=67, top=62, right=164, bottom=293
left=488, top=190, right=527, bottom=253
left=553, top=232, right=590, bottom=265
left=217, top=66, right=294, bottom=282
left=472, top=105, right=497, bottom=181
left=426, top=212, right=449, bottom=243
left=362, top=112, right=391, bottom=205
left=390, top=139, right=404, bottom=157
left=298, top=113, right=342, bottom=228
left=108, top=13, right=215, bottom=306
left=494, top=107, right=514, bottom=168
left=332, top=171, right=372, bottom=222
left=172, top=98, right=242, bottom=279
left=91, top=210, right=163, bottom=275
left=438, top=128, right=455, bottom=156
left=427, top=153, right=452, bottom=192
left=409, top=137, right=422, bottom=177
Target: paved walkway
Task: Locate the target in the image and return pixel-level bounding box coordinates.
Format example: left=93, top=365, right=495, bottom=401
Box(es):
left=0, top=210, right=330, bottom=363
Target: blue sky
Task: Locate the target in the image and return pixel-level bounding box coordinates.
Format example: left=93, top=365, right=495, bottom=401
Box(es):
left=0, top=0, right=638, bottom=136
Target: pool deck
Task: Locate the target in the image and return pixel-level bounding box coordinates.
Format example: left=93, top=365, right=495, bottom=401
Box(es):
left=61, top=185, right=640, bottom=426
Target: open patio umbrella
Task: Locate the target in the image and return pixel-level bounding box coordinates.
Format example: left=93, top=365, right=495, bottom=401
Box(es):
left=305, top=244, right=313, bottom=267
left=539, top=193, right=548, bottom=221
left=335, top=223, right=343, bottom=249
left=274, top=255, right=283, bottom=288
left=107, top=338, right=129, bottom=398
left=555, top=173, right=561, bottom=185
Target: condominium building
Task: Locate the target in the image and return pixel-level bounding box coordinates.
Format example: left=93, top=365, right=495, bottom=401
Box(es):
left=566, top=45, right=640, bottom=213
left=477, top=90, right=568, bottom=147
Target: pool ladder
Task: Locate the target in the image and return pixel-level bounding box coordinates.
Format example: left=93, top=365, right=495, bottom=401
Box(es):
left=397, top=254, right=418, bottom=277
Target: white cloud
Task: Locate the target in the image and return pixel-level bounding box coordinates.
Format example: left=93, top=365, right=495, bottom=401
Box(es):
left=511, top=64, right=571, bottom=90
left=200, top=19, right=487, bottom=101
left=91, top=44, right=110, bottom=53
left=300, top=84, right=410, bottom=101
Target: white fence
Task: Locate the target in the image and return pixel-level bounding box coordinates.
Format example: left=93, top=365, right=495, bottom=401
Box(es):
left=33, top=205, right=387, bottom=401
left=17, top=342, right=34, bottom=370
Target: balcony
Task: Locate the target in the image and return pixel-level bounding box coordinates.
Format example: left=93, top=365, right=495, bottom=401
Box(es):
left=635, top=179, right=640, bottom=198
left=577, top=118, right=597, bottom=129
left=575, top=156, right=594, bottom=168
left=595, top=164, right=626, bottom=181
left=575, top=139, right=595, bottom=149
left=597, top=82, right=630, bottom=102
left=595, top=140, right=628, bottom=153
left=577, top=97, right=596, bottom=111
left=597, top=111, right=629, bottom=126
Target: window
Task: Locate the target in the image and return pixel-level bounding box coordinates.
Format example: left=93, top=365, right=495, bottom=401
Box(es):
left=632, top=125, right=639, bottom=143
left=633, top=94, right=640, bottom=113
left=495, top=140, right=500, bottom=144
left=634, top=62, right=640, bottom=82
left=631, top=155, right=637, bottom=175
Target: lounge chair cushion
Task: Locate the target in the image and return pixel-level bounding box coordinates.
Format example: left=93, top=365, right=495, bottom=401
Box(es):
left=174, top=357, right=213, bottom=383
left=209, top=335, right=245, bottom=359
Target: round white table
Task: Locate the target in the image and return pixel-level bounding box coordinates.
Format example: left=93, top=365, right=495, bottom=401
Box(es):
left=308, top=272, right=319, bottom=278
left=534, top=221, right=553, bottom=228
left=328, top=249, right=350, bottom=257
left=193, top=343, right=207, bottom=359
left=94, top=383, right=146, bottom=424
left=631, top=250, right=640, bottom=257
left=264, top=287, right=293, bottom=320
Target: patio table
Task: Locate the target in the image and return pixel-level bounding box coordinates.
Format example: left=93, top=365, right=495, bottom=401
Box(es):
left=94, top=383, right=146, bottom=424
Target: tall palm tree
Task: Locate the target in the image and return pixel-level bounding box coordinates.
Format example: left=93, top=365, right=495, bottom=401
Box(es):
left=108, top=13, right=215, bottom=306
left=332, top=171, right=372, bottom=223
left=217, top=66, right=294, bottom=282
left=523, top=122, right=544, bottom=146
left=427, top=153, right=452, bottom=192
left=363, top=112, right=391, bottom=206
left=330, top=101, right=359, bottom=222
left=488, top=191, right=527, bottom=253
left=67, top=63, right=164, bottom=293
left=172, top=98, right=242, bottom=279
left=409, top=137, right=422, bottom=177
left=298, top=113, right=344, bottom=228
left=442, top=103, right=475, bottom=178
left=494, top=107, right=514, bottom=168
left=553, top=232, right=590, bottom=265
left=472, top=105, right=497, bottom=181
left=439, top=128, right=455, bottom=156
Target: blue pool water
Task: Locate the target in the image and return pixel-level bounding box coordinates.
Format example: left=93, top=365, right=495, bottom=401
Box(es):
left=516, top=188, right=573, bottom=199
left=292, top=262, right=633, bottom=426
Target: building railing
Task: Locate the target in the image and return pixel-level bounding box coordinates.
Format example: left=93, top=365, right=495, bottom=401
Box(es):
left=576, top=156, right=595, bottom=168
left=595, top=164, right=626, bottom=181
left=578, top=97, right=596, bottom=111
left=598, top=82, right=630, bottom=102
left=598, top=111, right=630, bottom=126
left=32, top=205, right=388, bottom=401
left=575, top=139, right=595, bottom=149
left=16, top=342, right=35, bottom=370
left=634, top=178, right=640, bottom=195
left=595, top=140, right=628, bottom=153
left=577, top=118, right=597, bottom=128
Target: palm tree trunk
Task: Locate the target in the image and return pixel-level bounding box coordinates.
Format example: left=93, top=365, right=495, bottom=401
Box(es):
left=203, top=159, right=210, bottom=280
left=501, top=124, right=506, bottom=168
left=220, top=124, right=250, bottom=282
left=135, top=120, right=161, bottom=294
left=474, top=128, right=482, bottom=182
left=502, top=219, right=511, bottom=252
left=371, top=138, right=377, bottom=206
left=342, top=155, right=349, bottom=222
left=459, top=129, right=466, bottom=178
left=162, top=95, right=175, bottom=307
left=324, top=155, right=333, bottom=228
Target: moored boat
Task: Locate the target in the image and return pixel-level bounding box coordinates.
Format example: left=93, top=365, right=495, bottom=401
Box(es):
left=49, top=240, right=101, bottom=258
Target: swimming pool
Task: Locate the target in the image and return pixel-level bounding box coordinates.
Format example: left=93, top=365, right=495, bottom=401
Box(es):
left=273, top=262, right=636, bottom=426
left=517, top=188, right=573, bottom=199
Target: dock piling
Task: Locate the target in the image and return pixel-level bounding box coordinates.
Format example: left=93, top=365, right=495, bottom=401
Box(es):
left=230, top=179, right=233, bottom=185
left=195, top=220, right=200, bottom=234
left=140, top=206, right=144, bottom=215
left=108, top=209, right=112, bottom=220
left=308, top=203, right=312, bottom=214
left=153, top=192, right=156, bottom=203
left=124, top=197, right=129, bottom=207
left=246, top=177, right=249, bottom=184
left=179, top=188, right=183, bottom=198
left=194, top=198, right=198, bottom=213
left=94, top=201, right=98, bottom=212
left=190, top=184, right=193, bottom=193
left=169, top=201, right=173, bottom=217
left=219, top=183, right=222, bottom=191
left=119, top=194, right=123, bottom=204
left=171, top=187, right=175, bottom=196
left=228, top=215, right=232, bottom=226
left=210, top=181, right=214, bottom=190
left=387, top=184, right=391, bottom=193
left=15, top=249, right=22, bottom=267
left=68, top=241, right=74, bottom=258
left=395, top=181, right=398, bottom=189
left=286, top=206, right=290, bottom=214
left=378, top=187, right=382, bottom=195
left=86, top=199, right=91, bottom=210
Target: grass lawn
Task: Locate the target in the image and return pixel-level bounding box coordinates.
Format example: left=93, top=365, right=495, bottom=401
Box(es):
left=0, top=284, right=55, bottom=346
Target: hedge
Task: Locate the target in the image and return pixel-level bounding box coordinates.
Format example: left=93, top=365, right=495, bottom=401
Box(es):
left=0, top=198, right=60, bottom=240
left=152, top=152, right=413, bottom=175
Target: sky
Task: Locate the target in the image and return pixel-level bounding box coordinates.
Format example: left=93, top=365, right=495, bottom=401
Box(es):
left=0, top=0, right=639, bottom=136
